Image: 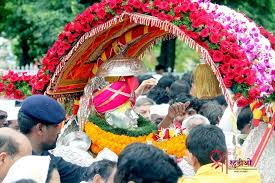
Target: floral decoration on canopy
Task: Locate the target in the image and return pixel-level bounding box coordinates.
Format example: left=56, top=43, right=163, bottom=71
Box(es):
left=0, top=0, right=273, bottom=107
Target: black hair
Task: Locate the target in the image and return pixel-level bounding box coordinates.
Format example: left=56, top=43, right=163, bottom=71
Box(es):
left=181, top=72, right=192, bottom=87
left=169, top=80, right=191, bottom=99
left=172, top=94, right=205, bottom=112
left=157, top=75, right=176, bottom=89
left=199, top=101, right=224, bottom=125
left=155, top=64, right=166, bottom=71
left=212, top=95, right=228, bottom=107
left=17, top=110, right=38, bottom=135
left=137, top=75, right=153, bottom=85
left=14, top=179, right=38, bottom=183
left=0, top=110, right=8, bottom=119
left=0, top=134, right=18, bottom=156
left=237, top=106, right=253, bottom=131
left=114, top=143, right=183, bottom=183
left=46, top=159, right=58, bottom=183
left=82, top=160, right=116, bottom=182
left=147, top=87, right=170, bottom=104
left=186, top=125, right=227, bottom=165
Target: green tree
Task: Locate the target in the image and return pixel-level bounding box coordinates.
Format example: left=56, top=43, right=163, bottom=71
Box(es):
left=0, top=0, right=86, bottom=66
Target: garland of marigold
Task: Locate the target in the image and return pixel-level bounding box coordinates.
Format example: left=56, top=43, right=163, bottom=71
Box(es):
left=85, top=121, right=187, bottom=158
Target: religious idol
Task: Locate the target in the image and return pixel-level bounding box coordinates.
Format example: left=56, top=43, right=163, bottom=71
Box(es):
left=91, top=54, right=147, bottom=129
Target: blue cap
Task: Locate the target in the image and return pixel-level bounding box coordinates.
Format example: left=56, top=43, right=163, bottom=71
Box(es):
left=20, top=95, right=65, bottom=124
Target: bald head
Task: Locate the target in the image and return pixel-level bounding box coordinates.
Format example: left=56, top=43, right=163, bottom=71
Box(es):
left=0, top=128, right=32, bottom=181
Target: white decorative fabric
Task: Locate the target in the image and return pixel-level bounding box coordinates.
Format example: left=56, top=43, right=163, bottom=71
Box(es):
left=3, top=155, right=51, bottom=183
left=177, top=158, right=195, bottom=177
left=242, top=123, right=275, bottom=183
left=95, top=148, right=118, bottom=162
left=52, top=146, right=95, bottom=167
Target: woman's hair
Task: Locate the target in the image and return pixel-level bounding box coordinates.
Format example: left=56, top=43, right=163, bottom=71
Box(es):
left=81, top=160, right=116, bottom=181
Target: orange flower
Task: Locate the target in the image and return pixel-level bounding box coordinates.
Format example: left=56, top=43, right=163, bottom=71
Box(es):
left=85, top=122, right=187, bottom=158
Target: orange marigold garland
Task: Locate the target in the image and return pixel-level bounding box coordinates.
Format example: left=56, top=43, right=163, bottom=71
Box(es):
left=85, top=121, right=187, bottom=158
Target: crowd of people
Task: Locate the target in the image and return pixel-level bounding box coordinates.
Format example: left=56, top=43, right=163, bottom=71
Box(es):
left=0, top=67, right=262, bottom=183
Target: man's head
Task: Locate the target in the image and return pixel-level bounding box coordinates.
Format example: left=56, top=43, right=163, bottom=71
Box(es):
left=134, top=97, right=155, bottom=119
left=199, top=101, right=224, bottom=125
left=182, top=114, right=210, bottom=134
left=18, top=95, right=65, bottom=153
left=186, top=125, right=227, bottom=172
left=82, top=160, right=116, bottom=183
left=237, top=106, right=253, bottom=135
left=114, top=143, right=183, bottom=183
left=155, top=64, right=166, bottom=75
left=0, top=128, right=32, bottom=181
left=0, top=110, right=8, bottom=128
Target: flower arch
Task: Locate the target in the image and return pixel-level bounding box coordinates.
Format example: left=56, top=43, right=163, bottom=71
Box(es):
left=0, top=0, right=274, bottom=108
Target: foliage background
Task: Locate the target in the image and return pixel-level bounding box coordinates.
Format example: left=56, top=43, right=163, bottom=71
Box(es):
left=0, top=0, right=274, bottom=72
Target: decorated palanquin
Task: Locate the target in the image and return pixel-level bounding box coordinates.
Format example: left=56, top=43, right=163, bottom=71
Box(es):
left=0, top=0, right=275, bottom=162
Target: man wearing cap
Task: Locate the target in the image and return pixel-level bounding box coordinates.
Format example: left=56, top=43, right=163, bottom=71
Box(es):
left=17, top=95, right=91, bottom=183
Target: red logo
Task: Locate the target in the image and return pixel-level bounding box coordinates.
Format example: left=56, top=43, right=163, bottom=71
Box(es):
left=210, top=150, right=228, bottom=174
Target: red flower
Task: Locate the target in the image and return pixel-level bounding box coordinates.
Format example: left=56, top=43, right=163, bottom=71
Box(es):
left=2, top=75, right=9, bottom=81
left=220, top=41, right=230, bottom=53
left=157, top=12, right=167, bottom=21
left=82, top=11, right=95, bottom=22
left=181, top=3, right=190, bottom=13
left=190, top=32, right=199, bottom=40
left=10, top=74, right=19, bottom=83
left=0, top=82, right=4, bottom=92
left=82, top=23, right=91, bottom=32
left=248, top=87, right=260, bottom=100
left=219, top=63, right=230, bottom=73
left=74, top=22, right=84, bottom=33
left=200, top=28, right=209, bottom=38
left=47, top=48, right=57, bottom=59
left=189, top=2, right=198, bottom=12
left=235, top=93, right=242, bottom=98
left=212, top=51, right=223, bottom=62
left=22, top=74, right=31, bottom=82
left=157, top=1, right=170, bottom=12
left=6, top=90, right=13, bottom=96
left=57, top=48, right=66, bottom=57
left=48, top=64, right=56, bottom=73
left=141, top=4, right=151, bottom=13
left=6, top=83, right=15, bottom=92
left=245, top=74, right=256, bottom=86
left=14, top=90, right=24, bottom=99
left=174, top=6, right=182, bottom=14
left=35, top=81, right=45, bottom=91
left=226, top=35, right=237, bottom=43
left=224, top=78, right=232, bottom=88
left=64, top=22, right=75, bottom=33
left=124, top=5, right=133, bottom=13
left=108, top=0, right=117, bottom=9
left=166, top=14, right=173, bottom=22
left=234, top=76, right=244, bottom=84
left=115, top=8, right=123, bottom=15
left=210, top=31, right=221, bottom=44
left=237, top=96, right=249, bottom=107
left=97, top=8, right=106, bottom=19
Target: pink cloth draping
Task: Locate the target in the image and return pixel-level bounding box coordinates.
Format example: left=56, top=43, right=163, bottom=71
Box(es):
left=93, top=81, right=135, bottom=113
